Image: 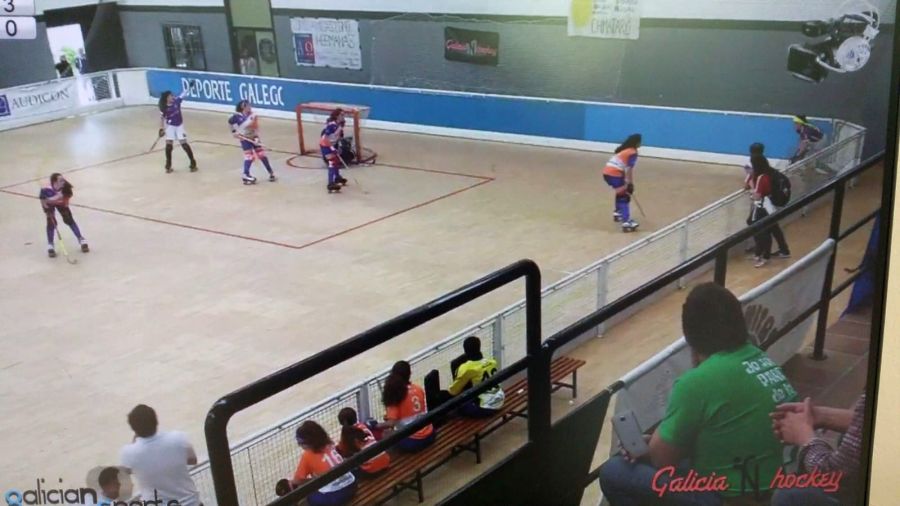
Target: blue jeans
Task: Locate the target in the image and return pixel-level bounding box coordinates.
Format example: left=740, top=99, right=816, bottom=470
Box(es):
left=598, top=456, right=723, bottom=506
left=397, top=429, right=436, bottom=453
left=770, top=487, right=840, bottom=506
left=308, top=481, right=356, bottom=506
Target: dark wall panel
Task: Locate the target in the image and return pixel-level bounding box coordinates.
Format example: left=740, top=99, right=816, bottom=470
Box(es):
left=119, top=10, right=234, bottom=73
left=0, top=23, right=55, bottom=88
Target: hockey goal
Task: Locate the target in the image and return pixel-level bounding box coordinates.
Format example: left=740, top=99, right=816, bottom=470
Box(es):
left=296, top=102, right=377, bottom=164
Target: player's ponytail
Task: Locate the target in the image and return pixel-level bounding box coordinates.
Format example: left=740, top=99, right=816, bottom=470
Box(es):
left=615, top=133, right=642, bottom=153
left=50, top=173, right=74, bottom=198
left=158, top=91, right=172, bottom=113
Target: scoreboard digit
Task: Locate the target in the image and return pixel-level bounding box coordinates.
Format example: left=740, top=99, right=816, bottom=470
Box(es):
left=0, top=0, right=36, bottom=40
left=3, top=0, right=36, bottom=16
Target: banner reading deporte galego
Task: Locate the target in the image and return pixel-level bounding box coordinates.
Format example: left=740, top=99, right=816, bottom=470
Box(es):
left=0, top=79, right=78, bottom=121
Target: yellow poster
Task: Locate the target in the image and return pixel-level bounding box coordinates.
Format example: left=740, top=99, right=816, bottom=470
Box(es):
left=568, top=0, right=641, bottom=39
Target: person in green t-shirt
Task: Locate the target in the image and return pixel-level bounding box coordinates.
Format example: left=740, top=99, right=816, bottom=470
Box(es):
left=599, top=282, right=797, bottom=505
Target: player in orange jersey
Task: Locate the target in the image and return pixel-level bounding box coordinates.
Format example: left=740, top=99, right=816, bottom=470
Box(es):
left=602, top=133, right=642, bottom=232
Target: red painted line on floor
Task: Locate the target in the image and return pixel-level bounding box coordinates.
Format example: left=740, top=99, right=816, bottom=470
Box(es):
left=192, top=139, right=493, bottom=181
left=0, top=151, right=157, bottom=190
left=0, top=178, right=493, bottom=252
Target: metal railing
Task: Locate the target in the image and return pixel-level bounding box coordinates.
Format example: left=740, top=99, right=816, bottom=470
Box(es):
left=187, top=124, right=866, bottom=505
left=558, top=155, right=883, bottom=501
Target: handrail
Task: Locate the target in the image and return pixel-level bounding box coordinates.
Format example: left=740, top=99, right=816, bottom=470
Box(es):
left=545, top=152, right=883, bottom=354
left=205, top=259, right=542, bottom=506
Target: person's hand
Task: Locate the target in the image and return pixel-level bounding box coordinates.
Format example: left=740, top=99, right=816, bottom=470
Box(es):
left=158, top=128, right=165, bottom=138
left=616, top=432, right=650, bottom=463
left=771, top=398, right=819, bottom=426
left=626, top=183, right=635, bottom=195
left=772, top=397, right=816, bottom=445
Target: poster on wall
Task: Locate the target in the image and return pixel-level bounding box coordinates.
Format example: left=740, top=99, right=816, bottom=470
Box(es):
left=568, top=0, right=641, bottom=40
left=444, top=27, right=500, bottom=66
left=290, top=18, right=362, bottom=70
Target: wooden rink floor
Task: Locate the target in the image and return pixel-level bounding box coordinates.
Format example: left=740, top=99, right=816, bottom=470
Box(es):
left=0, top=105, right=785, bottom=488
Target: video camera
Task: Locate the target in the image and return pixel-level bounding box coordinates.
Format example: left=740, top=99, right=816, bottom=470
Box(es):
left=787, top=1, right=880, bottom=83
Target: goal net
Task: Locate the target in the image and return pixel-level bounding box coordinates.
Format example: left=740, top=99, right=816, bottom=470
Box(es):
left=295, top=102, right=377, bottom=164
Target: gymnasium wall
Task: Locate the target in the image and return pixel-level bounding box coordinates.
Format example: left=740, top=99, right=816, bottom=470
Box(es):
left=268, top=12, right=893, bottom=158
left=0, top=23, right=55, bottom=88
left=118, top=8, right=233, bottom=73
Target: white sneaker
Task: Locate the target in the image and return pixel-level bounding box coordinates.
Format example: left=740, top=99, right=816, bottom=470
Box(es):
left=242, top=175, right=257, bottom=185
left=622, top=220, right=640, bottom=232
left=754, top=257, right=768, bottom=268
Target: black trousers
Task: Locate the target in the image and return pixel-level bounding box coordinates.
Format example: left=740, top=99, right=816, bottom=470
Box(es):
left=748, top=205, right=790, bottom=258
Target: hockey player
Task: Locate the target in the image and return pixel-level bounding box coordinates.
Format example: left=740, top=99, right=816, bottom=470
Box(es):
left=158, top=89, right=198, bottom=173
left=228, top=100, right=276, bottom=185
left=603, top=133, right=642, bottom=232
left=40, top=173, right=88, bottom=257
left=320, top=109, right=348, bottom=189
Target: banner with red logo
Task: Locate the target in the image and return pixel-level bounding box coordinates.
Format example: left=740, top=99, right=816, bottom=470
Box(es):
left=444, top=27, right=499, bottom=66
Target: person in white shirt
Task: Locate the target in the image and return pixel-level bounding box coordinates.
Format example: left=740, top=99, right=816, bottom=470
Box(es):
left=119, top=405, right=202, bottom=506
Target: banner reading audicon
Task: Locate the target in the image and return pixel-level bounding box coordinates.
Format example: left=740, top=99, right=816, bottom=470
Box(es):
left=609, top=239, right=835, bottom=437
left=290, top=17, right=362, bottom=70
left=0, top=79, right=78, bottom=121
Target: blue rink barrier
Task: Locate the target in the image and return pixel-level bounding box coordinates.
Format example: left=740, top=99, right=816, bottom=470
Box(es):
left=146, top=69, right=831, bottom=157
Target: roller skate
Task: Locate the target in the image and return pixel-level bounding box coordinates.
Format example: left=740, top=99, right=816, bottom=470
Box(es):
left=48, top=246, right=57, bottom=258
left=242, top=175, right=257, bottom=185
left=268, top=173, right=277, bottom=182
left=189, top=160, right=198, bottom=172
left=336, top=176, right=348, bottom=186
left=622, top=220, right=640, bottom=233
left=79, top=238, right=90, bottom=253
left=327, top=183, right=342, bottom=193
left=613, top=211, right=623, bottom=223
left=165, top=162, right=173, bottom=174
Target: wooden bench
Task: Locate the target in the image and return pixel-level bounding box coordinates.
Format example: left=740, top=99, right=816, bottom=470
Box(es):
left=349, top=356, right=586, bottom=505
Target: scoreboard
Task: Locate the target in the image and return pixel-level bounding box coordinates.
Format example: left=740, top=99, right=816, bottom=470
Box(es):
left=0, top=0, right=37, bottom=40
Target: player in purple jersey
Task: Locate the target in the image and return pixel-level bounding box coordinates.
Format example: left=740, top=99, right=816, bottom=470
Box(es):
left=228, top=100, right=276, bottom=185
left=40, top=173, right=88, bottom=258
left=158, top=90, right=198, bottom=173
left=320, top=109, right=348, bottom=191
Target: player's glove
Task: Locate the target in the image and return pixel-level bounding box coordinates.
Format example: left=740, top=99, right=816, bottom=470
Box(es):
left=626, top=183, right=635, bottom=195
left=158, top=128, right=165, bottom=138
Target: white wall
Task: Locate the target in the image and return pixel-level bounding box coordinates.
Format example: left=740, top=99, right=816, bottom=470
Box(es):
left=272, top=0, right=896, bottom=21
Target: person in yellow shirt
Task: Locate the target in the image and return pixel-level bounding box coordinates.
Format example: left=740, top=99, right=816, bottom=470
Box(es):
left=426, top=336, right=504, bottom=418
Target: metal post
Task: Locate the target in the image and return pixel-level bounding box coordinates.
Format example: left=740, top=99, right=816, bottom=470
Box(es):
left=357, top=383, right=371, bottom=423
left=525, top=266, right=550, bottom=449
left=678, top=224, right=689, bottom=289
left=596, top=263, right=608, bottom=336
left=492, top=316, right=503, bottom=369
left=205, top=404, right=238, bottom=506
left=812, top=181, right=845, bottom=360
left=714, top=250, right=728, bottom=286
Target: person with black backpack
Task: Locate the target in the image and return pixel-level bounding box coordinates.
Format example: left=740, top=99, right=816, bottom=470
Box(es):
left=747, top=155, right=791, bottom=268
left=790, top=115, right=824, bottom=163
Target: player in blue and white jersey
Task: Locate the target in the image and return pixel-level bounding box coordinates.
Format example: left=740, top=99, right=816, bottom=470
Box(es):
left=228, top=100, right=276, bottom=185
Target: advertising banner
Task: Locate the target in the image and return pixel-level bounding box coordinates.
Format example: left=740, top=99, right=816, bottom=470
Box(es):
left=290, top=17, right=362, bottom=70
left=568, top=0, right=641, bottom=39
left=444, top=27, right=500, bottom=66
left=0, top=79, right=78, bottom=121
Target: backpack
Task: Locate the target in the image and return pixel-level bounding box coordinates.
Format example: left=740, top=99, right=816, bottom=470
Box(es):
left=769, top=170, right=792, bottom=207
left=806, top=124, right=824, bottom=142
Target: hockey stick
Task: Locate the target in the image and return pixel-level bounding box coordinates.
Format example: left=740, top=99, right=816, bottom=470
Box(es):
left=632, top=194, right=647, bottom=218
left=237, top=134, right=270, bottom=150
left=148, top=132, right=164, bottom=153
left=336, top=151, right=367, bottom=194
left=51, top=216, right=77, bottom=265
